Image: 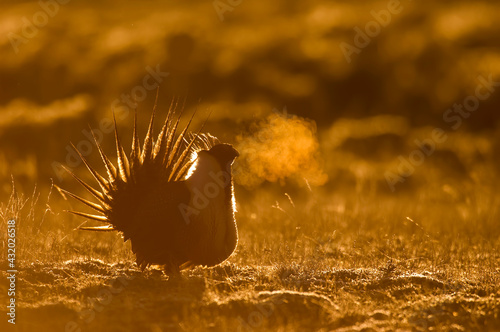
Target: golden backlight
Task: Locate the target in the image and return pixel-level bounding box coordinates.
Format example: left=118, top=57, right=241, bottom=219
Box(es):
left=0, top=0, right=499, bottom=331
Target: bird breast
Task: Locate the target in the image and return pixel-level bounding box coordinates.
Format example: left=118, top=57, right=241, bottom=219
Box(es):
left=184, top=152, right=236, bottom=264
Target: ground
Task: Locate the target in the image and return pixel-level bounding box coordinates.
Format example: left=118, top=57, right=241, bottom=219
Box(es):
left=1, top=154, right=499, bottom=331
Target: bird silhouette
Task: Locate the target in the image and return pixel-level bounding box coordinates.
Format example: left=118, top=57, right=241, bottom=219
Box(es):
left=58, top=101, right=239, bottom=274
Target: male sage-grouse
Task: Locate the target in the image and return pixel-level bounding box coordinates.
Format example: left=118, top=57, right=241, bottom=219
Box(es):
left=59, top=102, right=239, bottom=274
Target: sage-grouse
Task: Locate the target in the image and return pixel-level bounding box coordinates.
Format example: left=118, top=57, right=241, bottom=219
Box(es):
left=60, top=104, right=239, bottom=274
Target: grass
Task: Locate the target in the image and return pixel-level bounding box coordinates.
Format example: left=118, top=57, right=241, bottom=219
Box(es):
left=1, top=141, right=499, bottom=331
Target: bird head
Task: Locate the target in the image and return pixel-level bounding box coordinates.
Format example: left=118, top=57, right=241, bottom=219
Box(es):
left=201, top=143, right=239, bottom=167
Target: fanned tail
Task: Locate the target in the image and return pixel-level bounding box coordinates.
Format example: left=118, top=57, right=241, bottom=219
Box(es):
left=60, top=96, right=218, bottom=233
left=79, top=225, right=116, bottom=231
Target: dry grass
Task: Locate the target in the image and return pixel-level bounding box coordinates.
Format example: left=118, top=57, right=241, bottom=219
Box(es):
left=1, top=148, right=499, bottom=331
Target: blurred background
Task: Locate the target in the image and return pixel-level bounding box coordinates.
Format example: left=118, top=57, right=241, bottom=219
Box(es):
left=2, top=3, right=500, bottom=330
left=0, top=0, right=499, bottom=207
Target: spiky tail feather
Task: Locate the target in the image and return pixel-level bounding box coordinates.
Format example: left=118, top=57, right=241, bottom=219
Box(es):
left=78, top=225, right=116, bottom=231
left=60, top=99, right=218, bottom=231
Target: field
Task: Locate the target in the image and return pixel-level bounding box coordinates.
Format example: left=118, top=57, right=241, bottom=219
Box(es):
left=1, top=0, right=500, bottom=331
